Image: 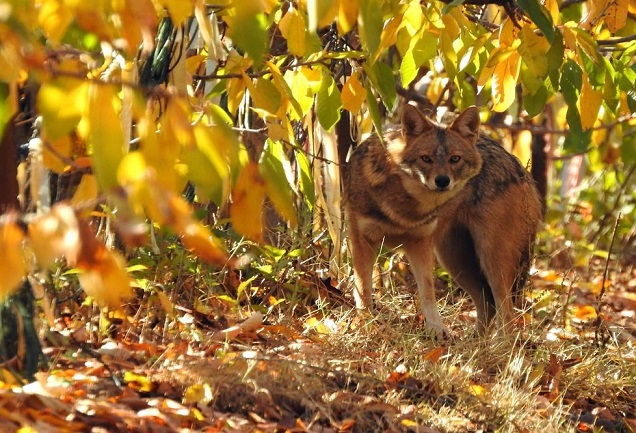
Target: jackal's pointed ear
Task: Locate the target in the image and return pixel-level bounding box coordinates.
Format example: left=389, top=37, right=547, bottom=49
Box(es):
left=402, top=104, right=434, bottom=137
left=449, top=106, right=480, bottom=143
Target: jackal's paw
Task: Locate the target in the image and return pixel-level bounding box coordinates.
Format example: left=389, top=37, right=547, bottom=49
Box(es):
left=424, top=322, right=451, bottom=340
left=353, top=293, right=374, bottom=311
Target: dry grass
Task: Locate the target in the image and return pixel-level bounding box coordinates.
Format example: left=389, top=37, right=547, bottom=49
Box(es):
left=159, top=250, right=636, bottom=433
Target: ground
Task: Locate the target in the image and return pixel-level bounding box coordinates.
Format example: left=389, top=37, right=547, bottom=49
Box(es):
left=0, top=252, right=635, bottom=433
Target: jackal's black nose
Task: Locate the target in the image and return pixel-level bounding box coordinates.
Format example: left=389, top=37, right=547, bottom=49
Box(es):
left=435, top=175, right=450, bottom=189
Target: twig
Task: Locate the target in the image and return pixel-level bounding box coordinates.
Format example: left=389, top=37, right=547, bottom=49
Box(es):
left=594, top=213, right=621, bottom=348
left=597, top=34, right=636, bottom=45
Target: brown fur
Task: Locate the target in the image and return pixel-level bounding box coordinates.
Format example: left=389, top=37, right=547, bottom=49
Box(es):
left=343, top=105, right=542, bottom=336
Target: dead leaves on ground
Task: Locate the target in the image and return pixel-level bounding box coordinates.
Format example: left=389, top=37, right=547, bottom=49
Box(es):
left=0, top=254, right=635, bottom=432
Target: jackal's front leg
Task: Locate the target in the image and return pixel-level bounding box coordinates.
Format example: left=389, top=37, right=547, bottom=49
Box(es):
left=405, top=242, right=449, bottom=338
left=349, top=235, right=378, bottom=310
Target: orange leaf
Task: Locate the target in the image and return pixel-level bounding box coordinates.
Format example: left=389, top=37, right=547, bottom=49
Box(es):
left=180, top=220, right=230, bottom=266
left=422, top=346, right=446, bottom=363
left=341, top=73, right=366, bottom=114
left=28, top=203, right=80, bottom=268
left=230, top=162, right=265, bottom=242
left=573, top=305, right=597, bottom=320
left=0, top=216, right=27, bottom=300
left=76, top=222, right=133, bottom=307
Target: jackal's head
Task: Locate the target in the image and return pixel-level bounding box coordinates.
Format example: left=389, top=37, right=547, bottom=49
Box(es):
left=393, top=105, right=483, bottom=192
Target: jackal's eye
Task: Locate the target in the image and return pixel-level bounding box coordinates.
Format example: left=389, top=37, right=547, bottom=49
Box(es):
left=449, top=155, right=461, bottom=164
left=421, top=155, right=433, bottom=163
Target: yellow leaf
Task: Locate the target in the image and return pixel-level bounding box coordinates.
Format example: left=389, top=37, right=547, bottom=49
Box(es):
left=518, top=24, right=550, bottom=80
left=28, top=203, right=80, bottom=269
left=159, top=0, right=193, bottom=25
left=499, top=17, right=518, bottom=49
left=179, top=124, right=229, bottom=204
left=305, top=0, right=338, bottom=30
left=279, top=6, right=307, bottom=57
left=123, top=371, right=154, bottom=393
left=259, top=139, right=298, bottom=227
left=230, top=162, right=265, bottom=242
left=426, top=76, right=449, bottom=105
left=194, top=0, right=215, bottom=53
left=579, top=74, right=602, bottom=130
left=71, top=175, right=99, bottom=217
left=285, top=66, right=319, bottom=117
left=119, top=0, right=159, bottom=55
left=138, top=112, right=180, bottom=193
left=38, top=78, right=87, bottom=141
left=338, top=0, right=359, bottom=34
left=491, top=50, right=522, bottom=112
left=544, top=0, right=561, bottom=25
left=513, top=130, right=533, bottom=169
left=225, top=72, right=247, bottom=115
left=304, top=317, right=333, bottom=334
left=606, top=0, right=628, bottom=32
left=163, top=98, right=195, bottom=149
left=266, top=60, right=303, bottom=119
left=0, top=218, right=27, bottom=300
left=86, top=83, right=125, bottom=192
left=341, top=73, right=366, bottom=114
left=581, top=0, right=607, bottom=30
left=468, top=383, right=489, bottom=397
left=183, top=383, right=213, bottom=405
left=43, top=135, right=72, bottom=174
left=373, top=15, right=402, bottom=63
left=156, top=289, right=174, bottom=316
left=0, top=41, right=22, bottom=82
left=38, top=0, right=74, bottom=43
left=248, top=76, right=282, bottom=114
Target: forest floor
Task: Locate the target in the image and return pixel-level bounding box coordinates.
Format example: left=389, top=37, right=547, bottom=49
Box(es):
left=1, top=251, right=635, bottom=433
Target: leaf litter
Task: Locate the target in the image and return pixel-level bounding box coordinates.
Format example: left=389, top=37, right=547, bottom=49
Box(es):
left=0, top=252, right=634, bottom=433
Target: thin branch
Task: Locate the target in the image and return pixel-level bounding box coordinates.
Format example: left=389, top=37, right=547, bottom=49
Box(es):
left=594, top=212, right=622, bottom=348
left=487, top=113, right=636, bottom=136
left=192, top=58, right=355, bottom=81
left=597, top=34, right=636, bottom=46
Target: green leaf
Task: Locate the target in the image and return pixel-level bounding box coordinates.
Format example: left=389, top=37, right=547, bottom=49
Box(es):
left=562, top=128, right=591, bottom=154
left=579, top=49, right=605, bottom=87
left=365, top=81, right=382, bottom=138
left=258, top=139, right=298, bottom=227
left=365, top=62, right=397, bottom=111
left=358, top=0, right=383, bottom=58
left=517, top=0, right=555, bottom=42
left=560, top=59, right=582, bottom=107
left=400, top=50, right=417, bottom=88
left=546, top=30, right=564, bottom=73
left=627, top=88, right=636, bottom=113
left=295, top=148, right=315, bottom=209
left=621, top=134, right=636, bottom=165
left=182, top=125, right=229, bottom=205
left=400, top=30, right=438, bottom=87
left=229, top=1, right=268, bottom=67
left=524, top=84, right=549, bottom=117
left=563, top=107, right=591, bottom=153
left=251, top=77, right=282, bottom=114
left=316, top=70, right=342, bottom=131
left=0, top=83, right=10, bottom=141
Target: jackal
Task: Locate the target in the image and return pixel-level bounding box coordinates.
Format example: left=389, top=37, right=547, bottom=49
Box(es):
left=343, top=105, right=542, bottom=337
